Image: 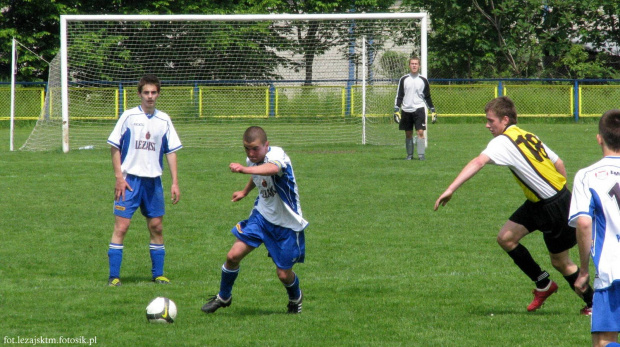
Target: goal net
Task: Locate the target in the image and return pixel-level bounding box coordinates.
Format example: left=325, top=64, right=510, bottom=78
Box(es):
left=20, top=13, right=427, bottom=152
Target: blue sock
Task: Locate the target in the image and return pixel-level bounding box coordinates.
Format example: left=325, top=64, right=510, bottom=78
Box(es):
left=284, top=273, right=301, bottom=301
left=108, top=243, right=124, bottom=280
left=149, top=244, right=165, bottom=279
left=219, top=264, right=239, bottom=300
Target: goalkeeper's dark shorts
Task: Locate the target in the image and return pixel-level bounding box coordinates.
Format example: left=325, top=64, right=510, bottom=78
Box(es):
left=509, top=187, right=576, bottom=254
left=399, top=108, right=426, bottom=132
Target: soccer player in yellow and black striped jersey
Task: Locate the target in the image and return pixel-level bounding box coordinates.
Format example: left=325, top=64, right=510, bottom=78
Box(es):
left=434, top=96, right=593, bottom=314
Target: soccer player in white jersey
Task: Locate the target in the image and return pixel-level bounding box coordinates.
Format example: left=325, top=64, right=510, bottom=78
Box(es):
left=106, top=75, right=182, bottom=287
left=394, top=56, right=437, bottom=160
left=434, top=96, right=594, bottom=314
left=202, top=126, right=308, bottom=314
left=569, top=109, right=620, bottom=347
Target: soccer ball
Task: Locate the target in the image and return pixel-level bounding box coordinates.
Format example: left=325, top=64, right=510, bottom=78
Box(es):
left=146, top=297, right=177, bottom=323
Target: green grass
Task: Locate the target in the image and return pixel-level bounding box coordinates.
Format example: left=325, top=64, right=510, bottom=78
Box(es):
left=0, top=122, right=601, bottom=346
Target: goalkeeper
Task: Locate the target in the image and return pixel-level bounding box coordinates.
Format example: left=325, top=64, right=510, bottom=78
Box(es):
left=394, top=56, right=437, bottom=160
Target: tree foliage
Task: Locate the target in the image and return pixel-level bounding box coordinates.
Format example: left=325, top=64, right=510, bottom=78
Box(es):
left=2, top=0, right=619, bottom=81
left=402, top=0, right=620, bottom=79
left=1, top=0, right=397, bottom=83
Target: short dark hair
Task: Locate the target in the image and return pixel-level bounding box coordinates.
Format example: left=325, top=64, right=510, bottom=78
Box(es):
left=138, top=75, right=161, bottom=93
left=485, top=96, right=517, bottom=125
left=409, top=56, right=420, bottom=63
left=599, top=109, right=620, bottom=151
left=243, top=126, right=268, bottom=144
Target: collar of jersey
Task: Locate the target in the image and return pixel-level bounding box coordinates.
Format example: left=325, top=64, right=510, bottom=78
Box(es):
left=138, top=106, right=156, bottom=119
left=503, top=124, right=517, bottom=133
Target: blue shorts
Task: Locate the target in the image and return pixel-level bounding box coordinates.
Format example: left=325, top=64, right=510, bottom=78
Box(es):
left=231, top=209, right=305, bottom=270
left=113, top=175, right=165, bottom=219
left=592, top=282, right=620, bottom=333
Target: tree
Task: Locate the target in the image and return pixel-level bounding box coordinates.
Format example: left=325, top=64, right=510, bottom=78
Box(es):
left=0, top=0, right=78, bottom=81
left=402, top=0, right=620, bottom=79
left=1, top=0, right=401, bottom=83
left=0, top=0, right=278, bottom=82
left=8, top=0, right=616, bottom=81
left=263, top=0, right=397, bottom=85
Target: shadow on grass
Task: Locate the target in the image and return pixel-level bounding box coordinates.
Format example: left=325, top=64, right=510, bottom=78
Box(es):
left=469, top=305, right=563, bottom=317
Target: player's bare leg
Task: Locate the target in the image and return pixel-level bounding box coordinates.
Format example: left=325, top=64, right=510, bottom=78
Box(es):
left=225, top=238, right=255, bottom=270
left=496, top=221, right=529, bottom=251
left=497, top=221, right=558, bottom=311
left=111, top=216, right=131, bottom=244
left=550, top=249, right=593, bottom=314
left=147, top=217, right=163, bottom=243
left=593, top=332, right=619, bottom=347
left=549, top=250, right=578, bottom=276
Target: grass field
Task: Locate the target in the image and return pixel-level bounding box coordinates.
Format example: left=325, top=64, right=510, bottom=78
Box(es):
left=0, top=121, right=602, bottom=346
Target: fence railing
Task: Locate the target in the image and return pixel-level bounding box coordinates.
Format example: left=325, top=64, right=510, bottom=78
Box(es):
left=3, top=79, right=619, bottom=121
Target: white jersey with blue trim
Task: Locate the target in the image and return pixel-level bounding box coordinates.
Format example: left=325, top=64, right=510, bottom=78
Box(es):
left=569, top=156, right=620, bottom=290
left=107, top=106, right=182, bottom=178
left=248, top=146, right=308, bottom=232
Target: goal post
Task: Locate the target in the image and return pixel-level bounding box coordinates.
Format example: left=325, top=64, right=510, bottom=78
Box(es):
left=10, top=38, right=16, bottom=151
left=23, top=13, right=427, bottom=152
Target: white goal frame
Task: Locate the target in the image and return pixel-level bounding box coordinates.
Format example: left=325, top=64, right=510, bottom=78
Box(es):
left=57, top=13, right=428, bottom=152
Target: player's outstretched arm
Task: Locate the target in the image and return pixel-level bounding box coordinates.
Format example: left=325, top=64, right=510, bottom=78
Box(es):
left=434, top=154, right=490, bottom=211
left=229, top=162, right=279, bottom=176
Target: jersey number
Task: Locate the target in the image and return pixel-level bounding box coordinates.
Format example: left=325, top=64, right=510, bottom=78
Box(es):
left=515, top=134, right=548, bottom=162
left=608, top=183, right=620, bottom=242
left=608, top=182, right=620, bottom=210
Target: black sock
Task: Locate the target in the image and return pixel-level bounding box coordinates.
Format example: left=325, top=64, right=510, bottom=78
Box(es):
left=507, top=244, right=550, bottom=289
left=564, top=269, right=594, bottom=307
left=582, top=286, right=594, bottom=307
left=534, top=272, right=551, bottom=289
left=564, top=270, right=578, bottom=291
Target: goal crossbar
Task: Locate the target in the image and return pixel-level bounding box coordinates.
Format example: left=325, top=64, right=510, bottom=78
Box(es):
left=49, top=13, right=428, bottom=152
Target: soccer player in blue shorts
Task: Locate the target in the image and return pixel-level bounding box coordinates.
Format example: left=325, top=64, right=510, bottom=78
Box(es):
left=434, top=96, right=593, bottom=314
left=201, top=126, right=308, bottom=314
left=569, top=109, right=620, bottom=347
left=106, top=74, right=183, bottom=287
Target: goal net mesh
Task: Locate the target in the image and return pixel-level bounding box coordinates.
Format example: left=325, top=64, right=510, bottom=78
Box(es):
left=21, top=15, right=421, bottom=151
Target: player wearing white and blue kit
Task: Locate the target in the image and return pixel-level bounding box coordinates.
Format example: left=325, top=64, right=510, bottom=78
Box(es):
left=202, top=126, right=307, bottom=314
left=106, top=75, right=182, bottom=287
left=435, top=96, right=593, bottom=314
left=569, top=109, right=620, bottom=347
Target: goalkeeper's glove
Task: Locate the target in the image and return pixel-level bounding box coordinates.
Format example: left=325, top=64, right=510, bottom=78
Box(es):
left=393, top=107, right=401, bottom=124
left=430, top=108, right=438, bottom=124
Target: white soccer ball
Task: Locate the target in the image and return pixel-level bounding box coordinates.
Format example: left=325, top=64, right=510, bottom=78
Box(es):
left=146, top=297, right=177, bottom=323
